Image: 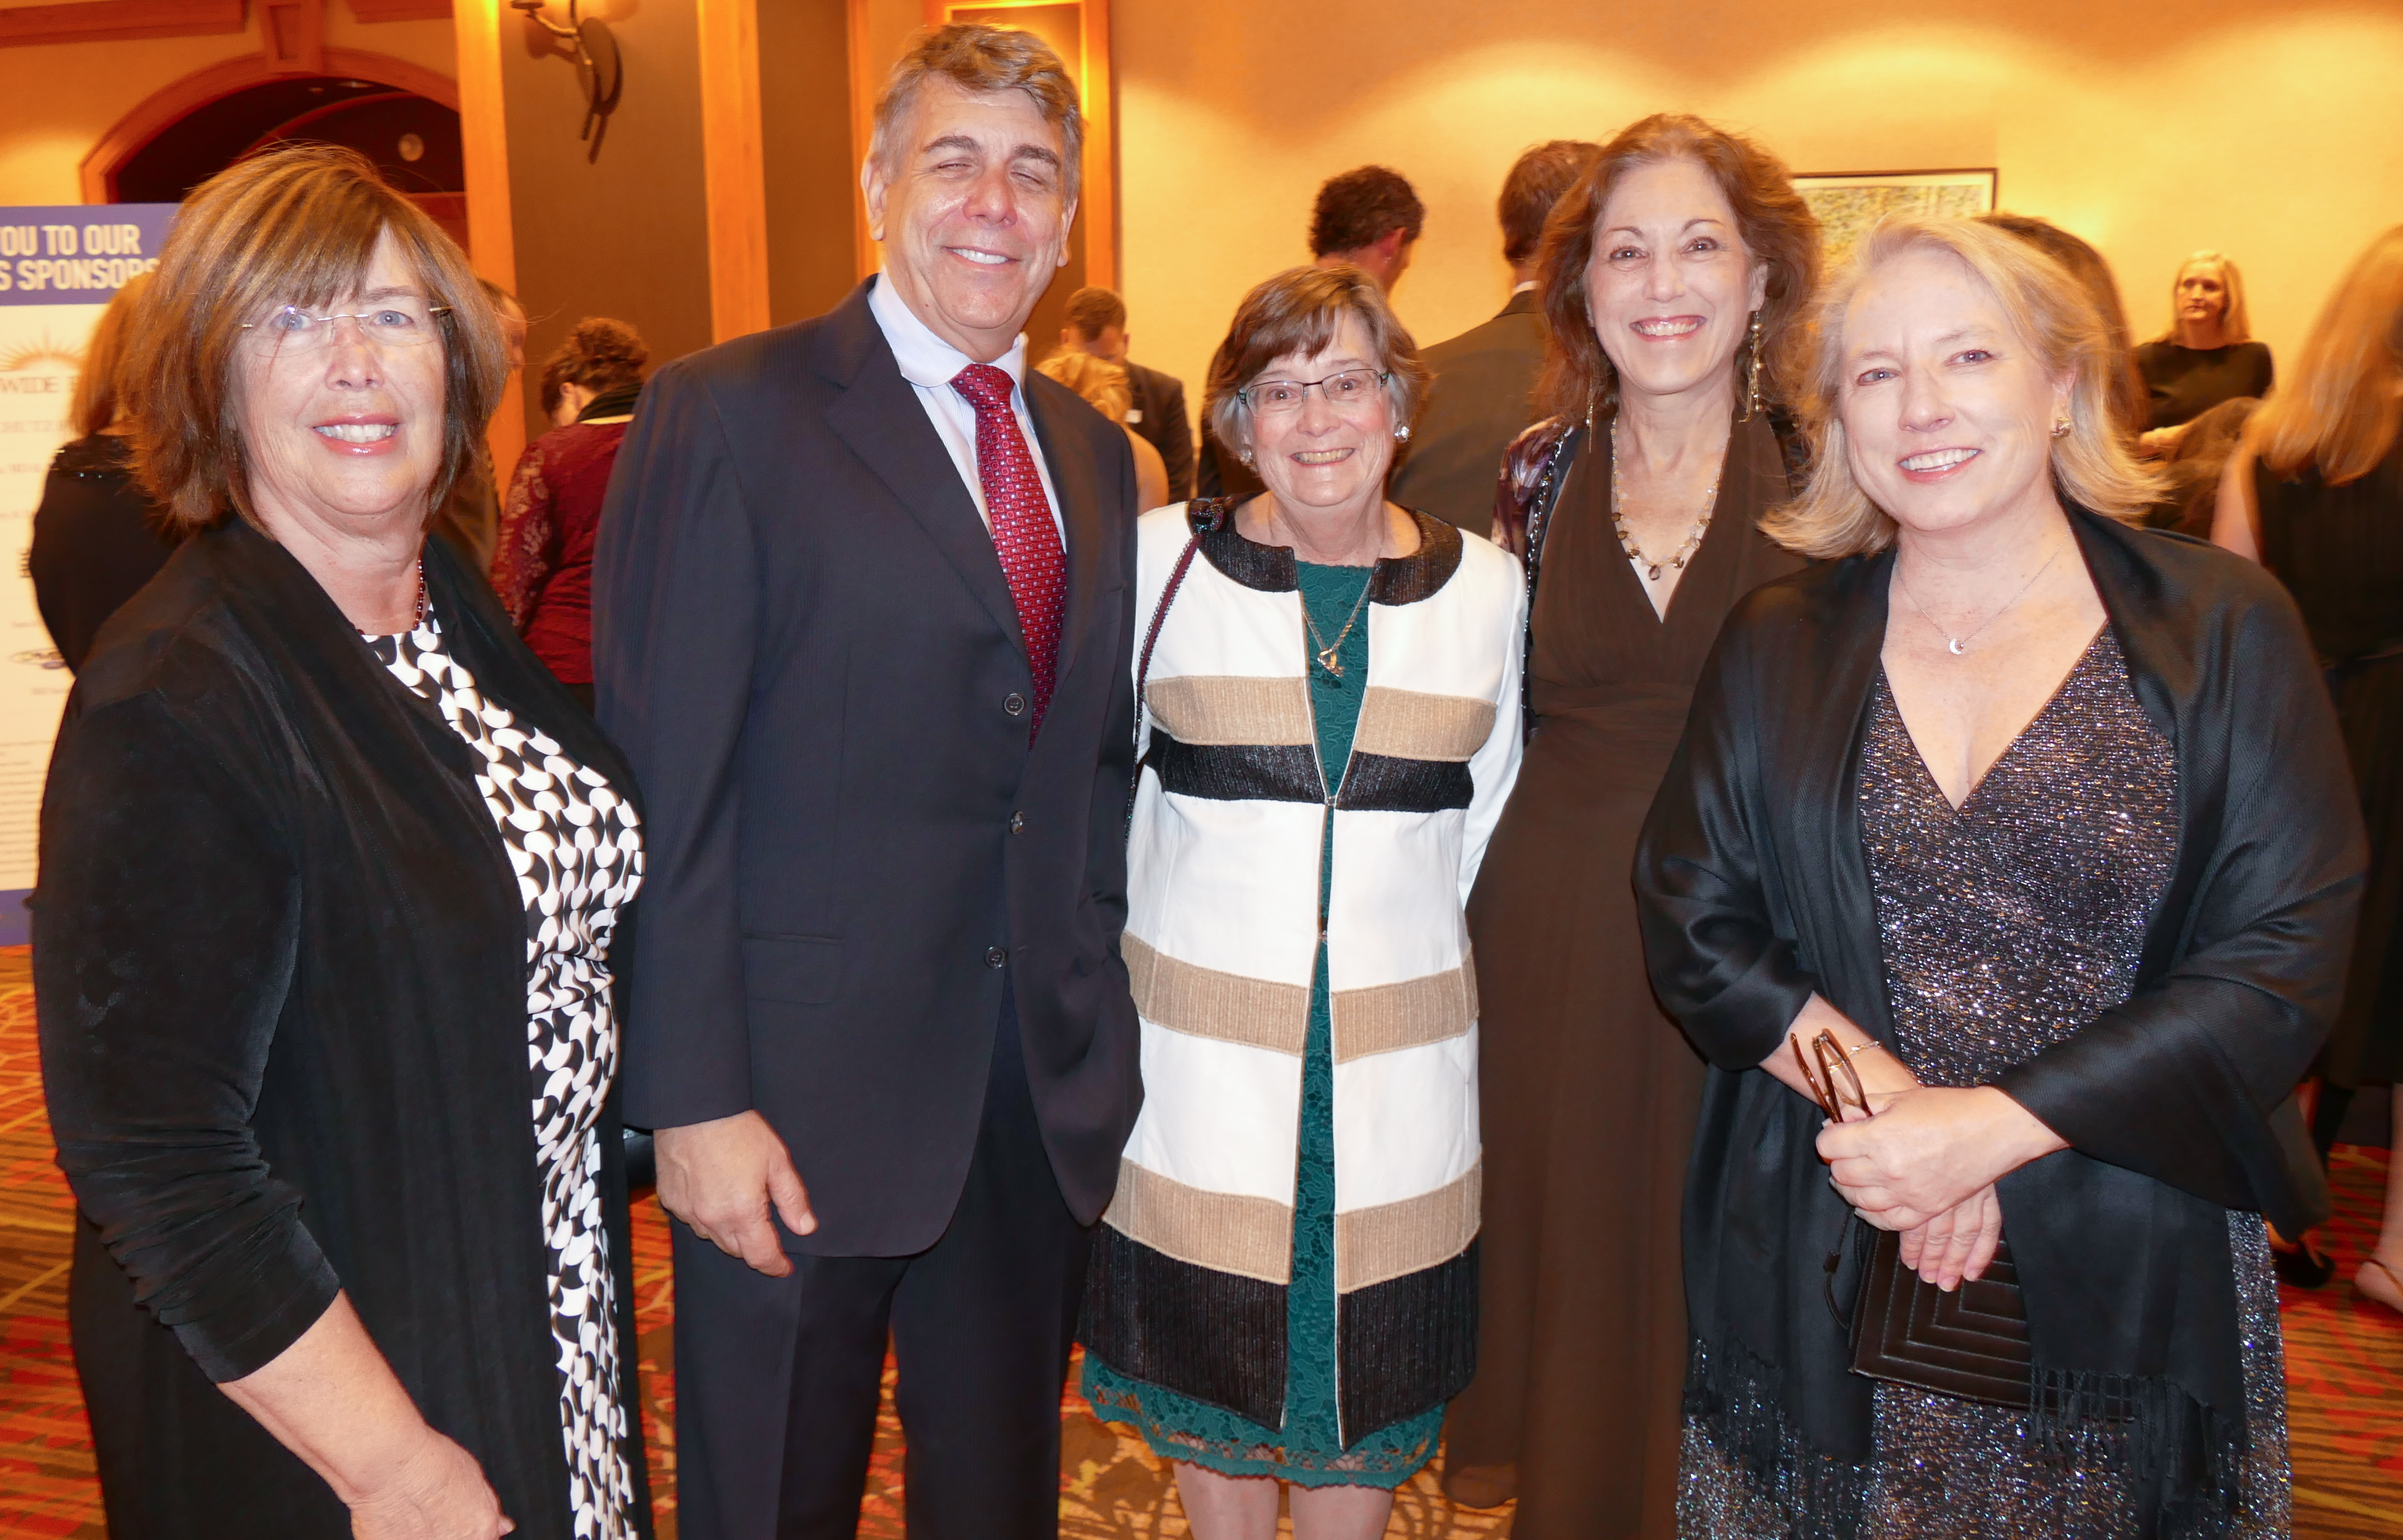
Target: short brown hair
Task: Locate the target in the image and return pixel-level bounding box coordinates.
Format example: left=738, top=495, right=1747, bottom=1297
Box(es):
left=70, top=272, right=149, bottom=439
left=1063, top=286, right=1127, bottom=339
left=539, top=316, right=648, bottom=417
left=1534, top=114, right=1820, bottom=423
left=1309, top=166, right=1424, bottom=258
left=1202, top=266, right=1430, bottom=460
left=1762, top=216, right=2164, bottom=559
left=122, top=143, right=508, bottom=532
left=871, top=23, right=1082, bottom=201
left=1500, top=140, right=1602, bottom=266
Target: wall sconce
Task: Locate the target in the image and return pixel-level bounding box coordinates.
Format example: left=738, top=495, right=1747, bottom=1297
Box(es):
left=511, top=0, right=622, bottom=152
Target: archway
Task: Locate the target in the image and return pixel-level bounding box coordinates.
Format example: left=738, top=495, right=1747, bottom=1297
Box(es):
left=78, top=51, right=465, bottom=250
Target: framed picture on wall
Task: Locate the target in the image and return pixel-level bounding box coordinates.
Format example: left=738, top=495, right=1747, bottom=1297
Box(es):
left=1794, top=169, right=1999, bottom=266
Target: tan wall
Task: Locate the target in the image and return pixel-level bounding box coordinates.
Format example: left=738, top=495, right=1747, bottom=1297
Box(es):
left=1112, top=0, right=2403, bottom=436
left=0, top=12, right=458, bottom=205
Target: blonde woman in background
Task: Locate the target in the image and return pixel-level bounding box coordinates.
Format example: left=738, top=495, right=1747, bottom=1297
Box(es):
left=2137, top=250, right=2273, bottom=448
left=2216, top=224, right=2403, bottom=1315
left=28, top=272, right=182, bottom=672
left=1036, top=347, right=1170, bottom=511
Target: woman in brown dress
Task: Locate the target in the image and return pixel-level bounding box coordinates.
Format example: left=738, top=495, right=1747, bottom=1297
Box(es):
left=1439, top=114, right=1819, bottom=1537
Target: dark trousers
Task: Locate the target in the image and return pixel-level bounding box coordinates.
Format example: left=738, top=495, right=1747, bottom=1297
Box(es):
left=670, top=988, right=1091, bottom=1540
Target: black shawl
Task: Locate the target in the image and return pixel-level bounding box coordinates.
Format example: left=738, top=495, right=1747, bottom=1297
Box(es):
left=1634, top=511, right=2361, bottom=1535
left=36, top=520, right=651, bottom=1540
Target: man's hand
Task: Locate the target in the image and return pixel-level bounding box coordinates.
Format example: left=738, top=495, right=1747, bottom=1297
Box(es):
left=654, top=1111, right=816, bottom=1276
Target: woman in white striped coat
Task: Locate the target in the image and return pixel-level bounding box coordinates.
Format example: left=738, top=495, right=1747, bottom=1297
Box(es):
left=1080, top=265, right=1526, bottom=1539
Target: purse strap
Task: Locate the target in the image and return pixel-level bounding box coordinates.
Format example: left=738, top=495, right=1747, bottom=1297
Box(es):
left=1126, top=502, right=1226, bottom=841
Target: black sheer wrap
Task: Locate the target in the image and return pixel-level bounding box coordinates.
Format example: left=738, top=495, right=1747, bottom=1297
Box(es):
left=1635, top=512, right=2362, bottom=1537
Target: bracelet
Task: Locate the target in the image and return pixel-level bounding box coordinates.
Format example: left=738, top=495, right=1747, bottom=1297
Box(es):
left=1843, top=1040, right=1883, bottom=1058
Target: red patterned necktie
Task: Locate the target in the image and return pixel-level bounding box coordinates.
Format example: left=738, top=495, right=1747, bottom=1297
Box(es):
left=952, top=363, right=1066, bottom=736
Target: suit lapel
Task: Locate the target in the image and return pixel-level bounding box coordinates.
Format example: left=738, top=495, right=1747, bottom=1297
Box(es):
left=822, top=310, right=1026, bottom=651
left=1025, top=380, right=1106, bottom=685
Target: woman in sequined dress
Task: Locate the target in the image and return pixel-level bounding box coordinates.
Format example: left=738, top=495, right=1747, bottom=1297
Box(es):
left=1637, top=215, right=2364, bottom=1538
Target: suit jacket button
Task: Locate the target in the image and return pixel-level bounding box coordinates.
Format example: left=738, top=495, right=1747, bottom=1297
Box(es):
left=1009, top=811, right=1025, bottom=834
left=1004, top=692, right=1028, bottom=717
left=984, top=946, right=1008, bottom=969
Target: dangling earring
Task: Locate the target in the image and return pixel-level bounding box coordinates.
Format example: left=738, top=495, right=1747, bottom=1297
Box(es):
left=1583, top=385, right=1599, bottom=435
left=1395, top=424, right=1412, bottom=442
left=2051, top=415, right=2072, bottom=439
left=1744, top=314, right=1764, bottom=418
left=1238, top=448, right=1256, bottom=469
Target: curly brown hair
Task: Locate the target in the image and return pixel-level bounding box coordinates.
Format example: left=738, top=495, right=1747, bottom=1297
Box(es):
left=1533, top=113, right=1820, bottom=424
left=1308, top=166, right=1424, bottom=258
left=120, top=143, right=509, bottom=532
left=539, top=317, right=648, bottom=417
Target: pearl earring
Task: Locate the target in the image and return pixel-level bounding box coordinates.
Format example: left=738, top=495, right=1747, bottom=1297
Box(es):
left=1395, top=425, right=1412, bottom=442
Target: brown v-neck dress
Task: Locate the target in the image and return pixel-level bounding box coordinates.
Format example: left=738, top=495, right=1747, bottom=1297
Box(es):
left=1447, top=412, right=1802, bottom=1538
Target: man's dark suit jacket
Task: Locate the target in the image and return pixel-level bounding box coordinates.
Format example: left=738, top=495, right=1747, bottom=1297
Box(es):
left=593, top=278, right=1143, bottom=1256
left=1123, top=360, right=1193, bottom=502
left=1389, top=289, right=1546, bottom=537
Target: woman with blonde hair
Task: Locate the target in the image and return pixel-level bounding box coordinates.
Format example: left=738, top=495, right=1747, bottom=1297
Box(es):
left=2215, top=224, right=2403, bottom=1315
left=2137, top=251, right=2273, bottom=445
left=1640, top=214, right=2359, bottom=1536
left=28, top=272, right=183, bottom=671
left=1035, top=347, right=1170, bottom=510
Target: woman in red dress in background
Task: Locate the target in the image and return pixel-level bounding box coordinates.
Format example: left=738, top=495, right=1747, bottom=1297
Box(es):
left=492, top=317, right=648, bottom=708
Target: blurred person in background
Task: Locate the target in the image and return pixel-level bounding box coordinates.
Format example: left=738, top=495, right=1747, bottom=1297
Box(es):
left=1080, top=262, right=1523, bottom=1540
left=1449, top=113, right=1818, bottom=1537
left=1035, top=348, right=1169, bottom=510
left=2151, top=394, right=2258, bottom=535
left=2215, top=223, right=2403, bottom=1315
left=38, top=144, right=650, bottom=1540
left=1391, top=140, right=1601, bottom=537
left=1309, top=164, right=1424, bottom=294
left=30, top=272, right=182, bottom=672
left=1060, top=285, right=1192, bottom=499
left=1977, top=212, right=2149, bottom=446
left=2138, top=251, right=2273, bottom=449
left=492, top=316, right=649, bottom=709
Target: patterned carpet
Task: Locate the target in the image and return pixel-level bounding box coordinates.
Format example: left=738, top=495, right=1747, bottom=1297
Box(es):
left=4, top=939, right=2398, bottom=1537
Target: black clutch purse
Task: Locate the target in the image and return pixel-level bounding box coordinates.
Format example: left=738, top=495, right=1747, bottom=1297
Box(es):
left=1791, top=1029, right=2033, bottom=1409
left=1848, top=1226, right=2031, bottom=1407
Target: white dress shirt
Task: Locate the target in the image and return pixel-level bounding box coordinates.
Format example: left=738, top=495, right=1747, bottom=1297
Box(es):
left=867, top=272, right=1067, bottom=543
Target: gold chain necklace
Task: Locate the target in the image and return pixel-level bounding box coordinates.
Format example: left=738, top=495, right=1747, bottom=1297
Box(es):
left=1609, top=418, right=1721, bottom=582
left=1282, top=508, right=1381, bottom=679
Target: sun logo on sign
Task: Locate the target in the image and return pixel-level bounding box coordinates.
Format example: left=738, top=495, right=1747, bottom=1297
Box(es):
left=0, top=336, right=85, bottom=373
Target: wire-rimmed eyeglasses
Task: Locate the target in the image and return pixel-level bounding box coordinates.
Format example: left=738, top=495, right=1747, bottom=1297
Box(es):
left=1235, top=369, right=1390, bottom=418
left=238, top=301, right=453, bottom=353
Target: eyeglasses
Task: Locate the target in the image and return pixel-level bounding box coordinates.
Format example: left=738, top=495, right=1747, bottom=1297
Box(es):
left=239, top=301, right=452, bottom=353
left=1791, top=1029, right=1870, bottom=1123
left=1235, top=369, right=1389, bottom=418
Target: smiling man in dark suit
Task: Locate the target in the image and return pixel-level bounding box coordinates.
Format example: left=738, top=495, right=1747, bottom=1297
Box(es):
left=593, top=23, right=1139, bottom=1540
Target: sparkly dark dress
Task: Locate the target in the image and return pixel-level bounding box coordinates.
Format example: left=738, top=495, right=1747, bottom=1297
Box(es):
left=1680, top=628, right=2291, bottom=1537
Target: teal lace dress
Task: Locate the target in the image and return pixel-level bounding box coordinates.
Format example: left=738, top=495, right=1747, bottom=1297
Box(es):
left=1083, top=559, right=1448, bottom=1488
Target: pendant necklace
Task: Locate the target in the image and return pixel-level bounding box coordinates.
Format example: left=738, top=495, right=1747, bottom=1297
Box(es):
left=1609, top=417, right=1721, bottom=583
left=1285, top=509, right=1380, bottom=680
left=1896, top=537, right=2064, bottom=656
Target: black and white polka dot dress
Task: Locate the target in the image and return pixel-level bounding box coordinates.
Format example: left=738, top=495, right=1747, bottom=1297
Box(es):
left=368, top=605, right=645, bottom=1540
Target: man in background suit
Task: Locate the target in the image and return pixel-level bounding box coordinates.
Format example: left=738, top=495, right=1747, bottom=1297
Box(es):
left=593, top=24, right=1139, bottom=1540
left=1389, top=141, right=1600, bottom=537
left=1059, top=285, right=1192, bottom=500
